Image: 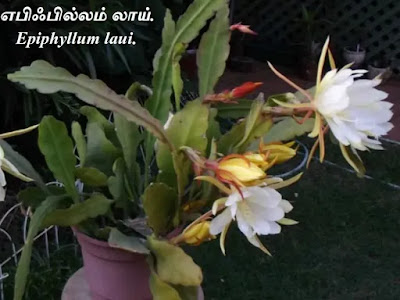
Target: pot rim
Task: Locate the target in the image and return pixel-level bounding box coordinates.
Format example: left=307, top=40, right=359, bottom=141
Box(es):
left=343, top=46, right=366, bottom=53
left=368, top=64, right=391, bottom=70
left=72, top=227, right=111, bottom=249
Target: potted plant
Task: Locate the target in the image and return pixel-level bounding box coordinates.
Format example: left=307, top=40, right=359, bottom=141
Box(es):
left=4, top=2, right=394, bottom=300
left=368, top=54, right=392, bottom=82
left=343, top=44, right=366, bottom=68
left=294, top=5, right=330, bottom=80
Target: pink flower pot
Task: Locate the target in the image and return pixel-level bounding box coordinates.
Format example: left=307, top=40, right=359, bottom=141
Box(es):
left=74, top=229, right=152, bottom=300
left=74, top=229, right=205, bottom=300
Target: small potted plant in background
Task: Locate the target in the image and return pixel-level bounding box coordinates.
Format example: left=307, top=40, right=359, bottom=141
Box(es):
left=294, top=5, right=330, bottom=80
left=343, top=42, right=366, bottom=68
left=368, top=53, right=392, bottom=82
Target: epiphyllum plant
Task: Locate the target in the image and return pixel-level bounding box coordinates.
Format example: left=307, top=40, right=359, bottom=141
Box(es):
left=6, top=1, right=393, bottom=300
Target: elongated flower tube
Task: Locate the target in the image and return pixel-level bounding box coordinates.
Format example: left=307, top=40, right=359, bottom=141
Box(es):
left=268, top=37, right=393, bottom=173
left=204, top=82, right=263, bottom=104
left=231, top=82, right=263, bottom=99
left=182, top=221, right=215, bottom=246
left=209, top=186, right=294, bottom=254
left=230, top=23, right=258, bottom=35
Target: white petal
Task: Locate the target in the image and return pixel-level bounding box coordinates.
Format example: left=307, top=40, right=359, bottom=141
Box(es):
left=210, top=209, right=232, bottom=235
left=236, top=208, right=254, bottom=238
left=229, top=202, right=238, bottom=219
left=279, top=200, right=293, bottom=213
left=259, top=207, right=285, bottom=222
left=333, top=69, right=354, bottom=84
left=246, top=186, right=282, bottom=208
left=268, top=222, right=282, bottom=234
left=347, top=81, right=388, bottom=105
left=225, top=191, right=242, bottom=206
left=316, top=84, right=350, bottom=116
left=251, top=218, right=271, bottom=235
left=362, top=139, right=383, bottom=150
left=327, top=118, right=350, bottom=145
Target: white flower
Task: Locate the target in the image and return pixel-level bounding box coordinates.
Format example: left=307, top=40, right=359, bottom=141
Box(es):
left=210, top=186, right=293, bottom=252
left=314, top=68, right=393, bottom=151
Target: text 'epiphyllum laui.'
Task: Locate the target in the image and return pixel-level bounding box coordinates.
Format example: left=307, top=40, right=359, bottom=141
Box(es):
left=1, top=6, right=154, bottom=48
left=16, top=32, right=137, bottom=48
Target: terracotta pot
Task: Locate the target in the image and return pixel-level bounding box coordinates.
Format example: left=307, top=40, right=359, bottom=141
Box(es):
left=74, top=229, right=205, bottom=300
left=74, top=229, right=152, bottom=300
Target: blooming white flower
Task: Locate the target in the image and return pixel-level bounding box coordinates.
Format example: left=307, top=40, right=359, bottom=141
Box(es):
left=314, top=68, right=393, bottom=151
left=210, top=186, right=293, bottom=252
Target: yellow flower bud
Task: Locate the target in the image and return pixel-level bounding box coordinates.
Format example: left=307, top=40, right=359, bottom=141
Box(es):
left=218, top=158, right=266, bottom=183
left=261, top=142, right=297, bottom=164
left=244, top=153, right=270, bottom=170
left=183, top=222, right=215, bottom=246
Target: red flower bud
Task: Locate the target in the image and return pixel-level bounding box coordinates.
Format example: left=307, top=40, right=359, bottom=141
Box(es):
left=230, top=23, right=258, bottom=35
left=230, top=82, right=263, bottom=99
